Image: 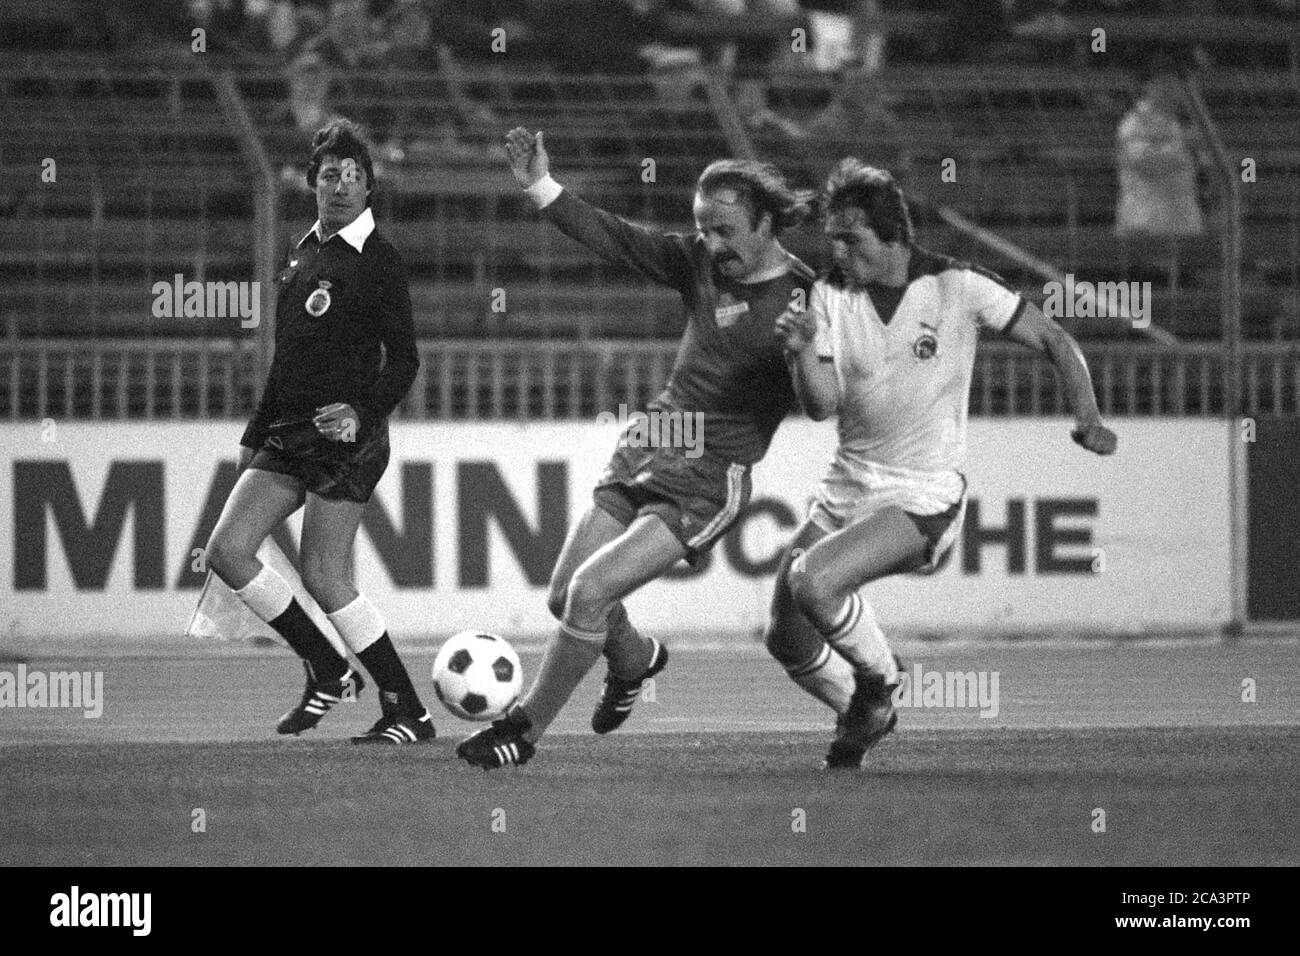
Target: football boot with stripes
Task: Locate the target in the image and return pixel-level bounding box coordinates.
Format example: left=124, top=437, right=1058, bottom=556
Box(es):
left=456, top=707, right=536, bottom=770
left=276, top=662, right=365, bottom=735
left=824, top=654, right=903, bottom=769
left=351, top=708, right=437, bottom=744
left=591, top=640, right=669, bottom=734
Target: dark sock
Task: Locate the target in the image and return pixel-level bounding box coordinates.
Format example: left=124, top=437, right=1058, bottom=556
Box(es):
left=603, top=602, right=654, bottom=679
left=357, top=633, right=423, bottom=715
left=270, top=599, right=348, bottom=681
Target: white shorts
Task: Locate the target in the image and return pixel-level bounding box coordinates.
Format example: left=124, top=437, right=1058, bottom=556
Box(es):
left=807, top=456, right=968, bottom=573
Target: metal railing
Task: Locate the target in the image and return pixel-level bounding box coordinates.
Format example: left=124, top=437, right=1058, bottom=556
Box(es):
left=3, top=339, right=1298, bottom=422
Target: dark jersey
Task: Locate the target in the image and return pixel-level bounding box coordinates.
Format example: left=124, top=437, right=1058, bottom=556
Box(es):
left=242, top=222, right=418, bottom=449
left=544, top=189, right=814, bottom=464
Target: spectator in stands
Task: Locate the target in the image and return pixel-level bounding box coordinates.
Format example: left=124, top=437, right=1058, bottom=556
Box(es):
left=267, top=0, right=299, bottom=51
left=805, top=0, right=880, bottom=75
left=361, top=0, right=436, bottom=161
left=283, top=4, right=332, bottom=132
left=735, top=2, right=895, bottom=153
left=280, top=0, right=505, bottom=170
left=287, top=48, right=343, bottom=137
left=283, top=2, right=387, bottom=141
left=1114, top=73, right=1208, bottom=302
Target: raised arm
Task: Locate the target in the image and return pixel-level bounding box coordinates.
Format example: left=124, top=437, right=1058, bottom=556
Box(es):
left=505, top=127, right=694, bottom=291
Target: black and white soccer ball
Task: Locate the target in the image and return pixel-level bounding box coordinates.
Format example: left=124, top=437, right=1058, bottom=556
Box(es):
left=431, top=630, right=523, bottom=721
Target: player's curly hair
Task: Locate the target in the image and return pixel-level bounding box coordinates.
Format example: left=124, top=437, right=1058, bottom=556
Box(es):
left=306, top=119, right=376, bottom=206
left=820, top=158, right=914, bottom=246
left=696, top=159, right=815, bottom=236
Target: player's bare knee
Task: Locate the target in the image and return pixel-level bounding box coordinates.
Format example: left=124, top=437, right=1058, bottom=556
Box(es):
left=786, top=561, right=841, bottom=626
left=563, top=569, right=613, bottom=631
left=546, top=581, right=568, bottom=621
left=299, top=559, right=344, bottom=602
left=202, top=537, right=228, bottom=579
left=203, top=535, right=249, bottom=584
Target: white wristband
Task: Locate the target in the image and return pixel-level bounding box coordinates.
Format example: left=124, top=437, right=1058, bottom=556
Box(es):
left=525, top=174, right=564, bottom=209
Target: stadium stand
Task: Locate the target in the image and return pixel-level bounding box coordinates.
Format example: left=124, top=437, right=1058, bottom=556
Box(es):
left=0, top=0, right=1296, bottom=420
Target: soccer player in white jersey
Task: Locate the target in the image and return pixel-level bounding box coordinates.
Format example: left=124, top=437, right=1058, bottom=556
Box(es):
left=769, top=159, right=1118, bottom=768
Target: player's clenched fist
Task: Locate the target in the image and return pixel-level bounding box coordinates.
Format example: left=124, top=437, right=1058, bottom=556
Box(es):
left=505, top=127, right=549, bottom=188
left=775, top=306, right=817, bottom=354
left=1071, top=420, right=1118, bottom=455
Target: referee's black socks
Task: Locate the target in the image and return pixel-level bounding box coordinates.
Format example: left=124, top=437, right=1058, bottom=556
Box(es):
left=356, top=634, right=423, bottom=715
left=271, top=599, right=349, bottom=682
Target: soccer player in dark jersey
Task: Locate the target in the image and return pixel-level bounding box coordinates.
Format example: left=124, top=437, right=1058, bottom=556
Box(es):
left=770, top=160, right=1117, bottom=767
left=205, top=120, right=436, bottom=744
left=457, top=128, right=815, bottom=769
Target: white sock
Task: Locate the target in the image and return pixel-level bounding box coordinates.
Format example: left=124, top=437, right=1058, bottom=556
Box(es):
left=823, top=593, right=899, bottom=682
left=327, top=594, right=386, bottom=653
left=787, top=642, right=855, bottom=714
left=233, top=564, right=293, bottom=623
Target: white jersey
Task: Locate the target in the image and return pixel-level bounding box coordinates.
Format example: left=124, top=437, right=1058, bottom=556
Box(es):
left=811, top=246, right=1026, bottom=475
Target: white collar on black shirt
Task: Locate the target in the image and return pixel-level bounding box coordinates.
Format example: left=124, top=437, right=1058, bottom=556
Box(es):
left=299, top=207, right=375, bottom=253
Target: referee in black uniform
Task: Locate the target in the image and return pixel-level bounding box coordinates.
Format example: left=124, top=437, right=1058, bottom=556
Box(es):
left=205, top=120, right=435, bottom=744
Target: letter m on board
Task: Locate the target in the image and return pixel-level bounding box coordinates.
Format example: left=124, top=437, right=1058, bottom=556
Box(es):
left=14, top=461, right=165, bottom=589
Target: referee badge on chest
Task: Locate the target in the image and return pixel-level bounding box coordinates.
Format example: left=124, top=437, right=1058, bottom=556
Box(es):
left=304, top=280, right=332, bottom=317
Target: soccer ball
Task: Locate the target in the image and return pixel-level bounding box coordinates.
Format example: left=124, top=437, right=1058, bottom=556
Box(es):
left=431, top=630, right=523, bottom=721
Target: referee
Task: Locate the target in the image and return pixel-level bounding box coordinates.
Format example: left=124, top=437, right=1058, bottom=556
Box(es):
left=205, top=120, right=435, bottom=744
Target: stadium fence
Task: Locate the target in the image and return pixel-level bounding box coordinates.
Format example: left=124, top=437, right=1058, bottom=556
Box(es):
left=3, top=338, right=1298, bottom=421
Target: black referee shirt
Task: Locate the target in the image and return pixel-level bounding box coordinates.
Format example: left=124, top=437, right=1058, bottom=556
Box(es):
left=242, top=208, right=418, bottom=449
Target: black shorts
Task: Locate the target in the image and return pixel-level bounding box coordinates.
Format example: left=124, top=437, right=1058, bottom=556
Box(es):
left=248, top=418, right=390, bottom=503
left=593, top=441, right=751, bottom=566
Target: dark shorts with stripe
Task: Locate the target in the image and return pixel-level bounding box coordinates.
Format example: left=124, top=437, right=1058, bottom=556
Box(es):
left=249, top=418, right=391, bottom=503
left=593, top=441, right=751, bottom=567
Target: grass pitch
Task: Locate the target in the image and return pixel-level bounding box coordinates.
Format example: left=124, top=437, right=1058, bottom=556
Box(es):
left=1, top=640, right=1297, bottom=865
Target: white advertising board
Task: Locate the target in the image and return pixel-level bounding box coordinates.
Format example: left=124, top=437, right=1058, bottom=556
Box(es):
left=0, top=419, right=1231, bottom=640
